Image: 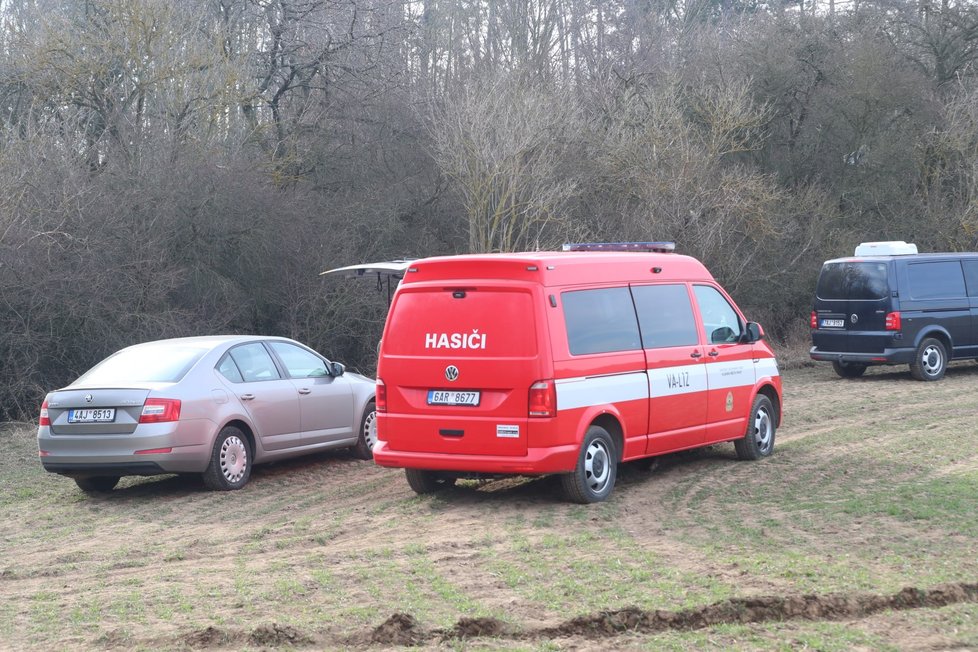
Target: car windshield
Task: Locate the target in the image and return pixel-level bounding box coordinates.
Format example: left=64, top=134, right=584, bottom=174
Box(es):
left=75, top=343, right=209, bottom=384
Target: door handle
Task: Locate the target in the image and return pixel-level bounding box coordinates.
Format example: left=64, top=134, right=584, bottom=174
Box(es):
left=297, top=388, right=311, bottom=395
left=708, top=350, right=720, bottom=357
left=690, top=351, right=702, bottom=359
left=240, top=393, right=255, bottom=401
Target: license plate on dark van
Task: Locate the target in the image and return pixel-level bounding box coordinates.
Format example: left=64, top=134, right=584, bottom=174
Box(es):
left=427, top=390, right=480, bottom=406
left=821, top=319, right=845, bottom=328
left=67, top=408, right=116, bottom=423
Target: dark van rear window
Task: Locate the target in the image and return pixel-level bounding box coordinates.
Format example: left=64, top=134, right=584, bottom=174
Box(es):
left=816, top=262, right=889, bottom=300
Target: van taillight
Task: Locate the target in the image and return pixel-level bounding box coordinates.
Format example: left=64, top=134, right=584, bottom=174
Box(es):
left=810, top=311, right=818, bottom=329
left=885, top=311, right=901, bottom=330
left=39, top=400, right=50, bottom=426
left=528, top=380, right=556, bottom=417
left=376, top=378, right=387, bottom=412
left=139, top=398, right=181, bottom=423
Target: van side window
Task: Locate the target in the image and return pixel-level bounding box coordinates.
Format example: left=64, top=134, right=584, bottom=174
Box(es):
left=907, top=261, right=966, bottom=299
left=693, top=285, right=742, bottom=344
left=631, top=284, right=699, bottom=348
left=562, top=287, right=641, bottom=355
left=960, top=260, right=978, bottom=297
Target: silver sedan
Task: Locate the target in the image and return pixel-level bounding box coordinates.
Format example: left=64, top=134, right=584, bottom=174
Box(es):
left=38, top=335, right=377, bottom=493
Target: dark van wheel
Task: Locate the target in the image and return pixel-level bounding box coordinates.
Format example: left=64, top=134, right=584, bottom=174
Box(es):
left=74, top=476, right=120, bottom=494
left=202, top=426, right=252, bottom=491
left=353, top=402, right=377, bottom=460
left=832, top=360, right=867, bottom=378
left=910, top=338, right=947, bottom=381
left=735, top=395, right=776, bottom=461
left=561, top=426, right=618, bottom=504
left=405, top=469, right=457, bottom=494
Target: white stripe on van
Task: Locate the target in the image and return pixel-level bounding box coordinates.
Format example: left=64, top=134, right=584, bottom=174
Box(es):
left=555, top=373, right=648, bottom=410
left=753, top=357, right=780, bottom=378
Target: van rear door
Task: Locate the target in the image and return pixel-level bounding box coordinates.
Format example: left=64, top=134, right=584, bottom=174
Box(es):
left=813, top=261, right=891, bottom=353
left=378, top=284, right=543, bottom=456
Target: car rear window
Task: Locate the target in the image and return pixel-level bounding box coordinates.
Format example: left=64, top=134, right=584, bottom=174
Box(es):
left=816, top=262, right=889, bottom=300
left=384, top=288, right=537, bottom=356
left=77, top=344, right=208, bottom=384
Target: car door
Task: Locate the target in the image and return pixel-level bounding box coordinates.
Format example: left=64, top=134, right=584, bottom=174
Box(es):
left=631, top=283, right=708, bottom=454
left=266, top=341, right=355, bottom=445
left=692, top=285, right=756, bottom=443
left=220, top=343, right=301, bottom=451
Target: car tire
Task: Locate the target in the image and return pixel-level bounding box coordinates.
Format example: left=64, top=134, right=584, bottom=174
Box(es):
left=735, top=394, right=776, bottom=461
left=404, top=469, right=456, bottom=494
left=353, top=401, right=377, bottom=460
left=910, top=337, right=947, bottom=381
left=202, top=426, right=252, bottom=491
left=831, top=360, right=867, bottom=378
left=560, top=425, right=618, bottom=504
left=74, top=476, right=120, bottom=494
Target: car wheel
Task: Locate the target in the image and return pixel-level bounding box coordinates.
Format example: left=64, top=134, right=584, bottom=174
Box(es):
left=831, top=360, right=867, bottom=378
left=560, top=426, right=618, bottom=504
left=404, top=469, right=457, bottom=494
left=74, top=476, right=120, bottom=494
left=202, top=426, right=252, bottom=491
left=353, top=401, right=377, bottom=460
left=910, top=337, right=947, bottom=381
left=735, top=394, right=777, bottom=461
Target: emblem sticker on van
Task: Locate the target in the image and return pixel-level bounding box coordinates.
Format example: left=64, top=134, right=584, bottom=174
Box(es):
left=425, top=330, right=487, bottom=350
left=496, top=425, right=520, bottom=438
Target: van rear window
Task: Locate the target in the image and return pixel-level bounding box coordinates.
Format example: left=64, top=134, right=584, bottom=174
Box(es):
left=384, top=289, right=536, bottom=356
left=816, top=262, right=888, bottom=300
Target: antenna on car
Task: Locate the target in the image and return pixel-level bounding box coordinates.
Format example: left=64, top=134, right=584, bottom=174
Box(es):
left=562, top=242, right=676, bottom=253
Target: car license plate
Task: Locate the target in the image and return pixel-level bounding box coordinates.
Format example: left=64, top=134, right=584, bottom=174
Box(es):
left=427, top=390, right=480, bottom=406
left=821, top=319, right=845, bottom=328
left=67, top=408, right=116, bottom=423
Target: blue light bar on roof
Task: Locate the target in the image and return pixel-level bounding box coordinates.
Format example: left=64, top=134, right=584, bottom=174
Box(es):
left=562, top=242, right=676, bottom=253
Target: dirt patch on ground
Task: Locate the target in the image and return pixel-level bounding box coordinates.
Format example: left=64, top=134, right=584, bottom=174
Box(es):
left=368, top=613, right=426, bottom=646
left=440, top=616, right=513, bottom=639
left=249, top=623, right=313, bottom=647
left=183, top=626, right=234, bottom=648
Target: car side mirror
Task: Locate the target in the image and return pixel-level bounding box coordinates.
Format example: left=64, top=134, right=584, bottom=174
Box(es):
left=331, top=362, right=346, bottom=377
left=711, top=326, right=735, bottom=344
left=744, top=322, right=763, bottom=343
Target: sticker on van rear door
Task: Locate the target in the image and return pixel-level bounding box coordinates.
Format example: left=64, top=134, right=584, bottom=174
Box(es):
left=496, top=424, right=520, bottom=438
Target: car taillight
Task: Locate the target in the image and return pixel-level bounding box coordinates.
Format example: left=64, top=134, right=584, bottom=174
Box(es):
left=885, top=311, right=901, bottom=331
left=810, top=311, right=818, bottom=329
left=376, top=378, right=387, bottom=412
left=138, top=398, right=181, bottom=423
left=39, top=400, right=50, bottom=426
left=528, top=380, right=556, bottom=417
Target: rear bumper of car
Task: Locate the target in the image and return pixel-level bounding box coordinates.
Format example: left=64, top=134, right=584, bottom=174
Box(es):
left=372, top=440, right=579, bottom=475
left=37, top=419, right=214, bottom=476
left=809, top=347, right=915, bottom=365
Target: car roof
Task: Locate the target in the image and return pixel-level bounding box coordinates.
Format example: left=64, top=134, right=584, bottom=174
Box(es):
left=823, top=252, right=978, bottom=265
left=119, top=335, right=293, bottom=351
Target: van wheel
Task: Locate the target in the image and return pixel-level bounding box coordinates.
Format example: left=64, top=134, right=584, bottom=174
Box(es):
left=561, top=426, right=617, bottom=504
left=910, top=338, right=947, bottom=381
left=74, top=476, right=120, bottom=494
left=202, top=426, right=252, bottom=491
left=832, top=361, right=867, bottom=378
left=405, top=469, right=456, bottom=494
left=353, top=401, right=377, bottom=460
left=735, top=395, right=776, bottom=461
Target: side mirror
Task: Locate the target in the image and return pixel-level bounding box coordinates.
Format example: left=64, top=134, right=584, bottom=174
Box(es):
left=711, top=326, right=735, bottom=344
left=331, top=362, right=346, bottom=377
left=744, top=322, right=763, bottom=343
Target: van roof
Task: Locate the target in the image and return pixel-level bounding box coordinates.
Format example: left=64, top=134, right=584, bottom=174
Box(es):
left=824, top=252, right=978, bottom=265
left=399, top=251, right=714, bottom=287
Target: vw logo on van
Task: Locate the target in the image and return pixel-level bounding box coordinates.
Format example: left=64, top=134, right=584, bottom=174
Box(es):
left=84, top=394, right=93, bottom=403
left=445, top=365, right=460, bottom=382
left=850, top=314, right=859, bottom=324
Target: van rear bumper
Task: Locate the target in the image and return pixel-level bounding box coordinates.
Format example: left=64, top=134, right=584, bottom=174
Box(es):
left=372, top=441, right=579, bottom=475
left=809, top=347, right=914, bottom=365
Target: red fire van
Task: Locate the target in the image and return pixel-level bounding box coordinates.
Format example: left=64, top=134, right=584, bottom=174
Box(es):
left=372, top=243, right=782, bottom=503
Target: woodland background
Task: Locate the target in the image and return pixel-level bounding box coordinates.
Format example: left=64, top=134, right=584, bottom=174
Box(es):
left=2, top=0, right=978, bottom=419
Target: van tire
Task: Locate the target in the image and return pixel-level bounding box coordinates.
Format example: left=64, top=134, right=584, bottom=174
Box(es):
left=735, top=395, right=776, bottom=461
left=561, top=426, right=617, bottom=504
left=831, top=361, right=867, bottom=378
left=405, top=469, right=456, bottom=494
left=910, top=337, right=947, bottom=381
left=353, top=401, right=377, bottom=460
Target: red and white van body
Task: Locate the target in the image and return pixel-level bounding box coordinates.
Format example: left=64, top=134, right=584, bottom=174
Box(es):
left=373, top=251, right=781, bottom=478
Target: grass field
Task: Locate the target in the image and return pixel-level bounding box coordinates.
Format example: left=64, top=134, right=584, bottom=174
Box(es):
left=1, top=362, right=977, bottom=650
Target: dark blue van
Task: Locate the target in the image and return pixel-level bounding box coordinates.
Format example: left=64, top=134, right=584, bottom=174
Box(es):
left=810, top=242, right=978, bottom=380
